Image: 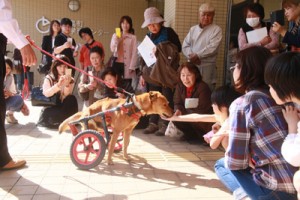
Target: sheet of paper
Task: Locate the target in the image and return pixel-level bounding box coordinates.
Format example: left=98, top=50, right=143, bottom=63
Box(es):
left=184, top=98, right=199, bottom=109
left=137, top=35, right=157, bottom=67
left=246, top=27, right=268, bottom=44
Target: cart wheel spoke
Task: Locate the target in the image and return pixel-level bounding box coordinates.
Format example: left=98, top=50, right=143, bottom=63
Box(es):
left=84, top=151, right=91, bottom=163
left=76, top=150, right=86, bottom=154
left=80, top=137, right=87, bottom=148
left=90, top=149, right=99, bottom=154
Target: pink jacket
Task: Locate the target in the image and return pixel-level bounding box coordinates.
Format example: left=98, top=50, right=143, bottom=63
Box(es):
left=110, top=33, right=137, bottom=79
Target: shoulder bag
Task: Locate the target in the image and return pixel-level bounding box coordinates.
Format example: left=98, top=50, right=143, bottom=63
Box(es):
left=31, top=77, right=59, bottom=107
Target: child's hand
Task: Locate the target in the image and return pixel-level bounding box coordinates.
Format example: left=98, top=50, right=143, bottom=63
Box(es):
left=282, top=105, right=299, bottom=133
left=212, top=122, right=221, bottom=134
left=86, top=83, right=95, bottom=90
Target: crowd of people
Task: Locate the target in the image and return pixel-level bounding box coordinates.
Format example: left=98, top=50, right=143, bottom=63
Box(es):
left=1, top=0, right=300, bottom=199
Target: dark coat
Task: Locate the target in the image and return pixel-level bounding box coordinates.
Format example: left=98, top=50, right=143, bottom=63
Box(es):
left=173, top=81, right=213, bottom=115
left=142, top=41, right=180, bottom=89
left=41, top=35, right=53, bottom=64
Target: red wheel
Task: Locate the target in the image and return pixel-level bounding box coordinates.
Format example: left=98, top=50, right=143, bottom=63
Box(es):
left=70, top=130, right=106, bottom=170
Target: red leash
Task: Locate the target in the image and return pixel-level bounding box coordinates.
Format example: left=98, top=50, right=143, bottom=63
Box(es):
left=21, top=65, right=29, bottom=100
left=25, top=36, right=131, bottom=95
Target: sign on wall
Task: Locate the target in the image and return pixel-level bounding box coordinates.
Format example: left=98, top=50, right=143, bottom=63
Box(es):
left=35, top=16, right=110, bottom=36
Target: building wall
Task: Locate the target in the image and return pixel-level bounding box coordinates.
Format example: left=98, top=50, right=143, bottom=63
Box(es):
left=9, top=0, right=148, bottom=84
left=260, top=0, right=282, bottom=19
left=8, top=0, right=229, bottom=86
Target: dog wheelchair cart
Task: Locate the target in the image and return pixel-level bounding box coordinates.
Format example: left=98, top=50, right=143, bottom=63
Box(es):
left=67, top=95, right=139, bottom=170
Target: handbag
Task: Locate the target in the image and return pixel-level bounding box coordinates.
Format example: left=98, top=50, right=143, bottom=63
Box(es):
left=31, top=77, right=59, bottom=107
left=31, top=86, right=59, bottom=107
left=165, top=121, right=183, bottom=138
left=142, top=64, right=161, bottom=86
left=38, top=54, right=51, bottom=74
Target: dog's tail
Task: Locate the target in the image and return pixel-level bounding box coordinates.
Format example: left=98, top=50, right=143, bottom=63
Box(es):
left=58, top=112, right=83, bottom=134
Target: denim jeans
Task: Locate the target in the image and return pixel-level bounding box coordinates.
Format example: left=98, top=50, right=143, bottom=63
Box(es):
left=14, top=71, right=33, bottom=91
left=214, top=158, right=247, bottom=200
left=5, top=95, right=23, bottom=112
left=231, top=169, right=297, bottom=200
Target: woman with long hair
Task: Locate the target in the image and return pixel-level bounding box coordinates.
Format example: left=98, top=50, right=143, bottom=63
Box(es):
left=110, top=15, right=137, bottom=86
left=37, top=55, right=78, bottom=128
left=41, top=20, right=61, bottom=73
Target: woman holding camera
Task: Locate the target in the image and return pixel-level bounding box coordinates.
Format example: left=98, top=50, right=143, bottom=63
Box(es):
left=37, top=56, right=78, bottom=128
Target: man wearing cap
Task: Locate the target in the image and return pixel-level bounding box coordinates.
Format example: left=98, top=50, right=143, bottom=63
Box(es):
left=140, top=7, right=181, bottom=136
left=54, top=17, right=78, bottom=76
left=78, top=27, right=105, bottom=70
left=182, top=3, right=222, bottom=90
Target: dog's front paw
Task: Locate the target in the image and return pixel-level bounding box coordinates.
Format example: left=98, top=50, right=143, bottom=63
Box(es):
left=107, top=159, right=114, bottom=165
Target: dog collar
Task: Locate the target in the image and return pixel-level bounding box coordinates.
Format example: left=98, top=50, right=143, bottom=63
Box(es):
left=132, top=95, right=142, bottom=110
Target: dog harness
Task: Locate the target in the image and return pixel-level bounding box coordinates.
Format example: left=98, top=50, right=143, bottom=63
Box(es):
left=120, top=104, right=142, bottom=121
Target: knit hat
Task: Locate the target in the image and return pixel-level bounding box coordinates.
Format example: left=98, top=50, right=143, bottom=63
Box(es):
left=60, top=18, right=72, bottom=26
left=141, top=7, right=165, bottom=28
left=79, top=27, right=94, bottom=39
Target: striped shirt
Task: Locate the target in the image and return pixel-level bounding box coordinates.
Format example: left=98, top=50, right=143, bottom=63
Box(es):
left=225, top=90, right=297, bottom=194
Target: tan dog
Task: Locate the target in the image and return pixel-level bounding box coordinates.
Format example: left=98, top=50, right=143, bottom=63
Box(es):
left=59, top=91, right=173, bottom=165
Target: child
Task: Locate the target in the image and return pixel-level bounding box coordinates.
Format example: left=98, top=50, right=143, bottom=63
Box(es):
left=4, top=58, right=29, bottom=124
left=265, top=51, right=300, bottom=200
left=101, top=67, right=134, bottom=99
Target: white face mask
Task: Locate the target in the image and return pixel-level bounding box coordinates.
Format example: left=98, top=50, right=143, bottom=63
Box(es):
left=246, top=17, right=260, bottom=27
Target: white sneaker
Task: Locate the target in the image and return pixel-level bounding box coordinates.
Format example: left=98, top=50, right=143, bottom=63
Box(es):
left=6, top=114, right=18, bottom=124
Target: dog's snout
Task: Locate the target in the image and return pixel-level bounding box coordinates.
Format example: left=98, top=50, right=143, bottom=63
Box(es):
left=164, top=108, right=173, bottom=118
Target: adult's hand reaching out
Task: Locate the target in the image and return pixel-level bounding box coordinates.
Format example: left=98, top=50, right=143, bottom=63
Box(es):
left=20, top=44, right=37, bottom=66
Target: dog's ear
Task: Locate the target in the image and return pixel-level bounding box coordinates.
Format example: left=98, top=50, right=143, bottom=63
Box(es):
left=149, top=91, right=158, bottom=102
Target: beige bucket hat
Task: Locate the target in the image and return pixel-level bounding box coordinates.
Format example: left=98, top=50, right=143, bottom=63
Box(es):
left=141, top=7, right=165, bottom=28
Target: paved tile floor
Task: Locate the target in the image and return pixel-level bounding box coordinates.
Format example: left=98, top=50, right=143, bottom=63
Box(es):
left=0, top=100, right=232, bottom=200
